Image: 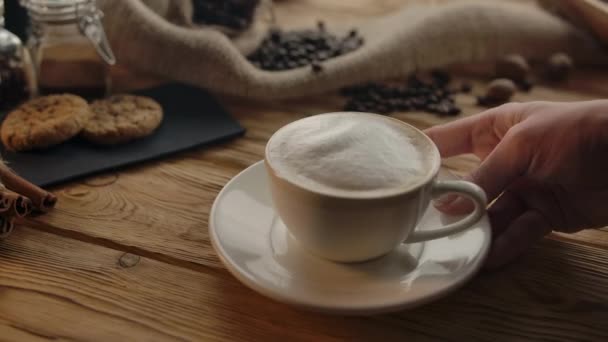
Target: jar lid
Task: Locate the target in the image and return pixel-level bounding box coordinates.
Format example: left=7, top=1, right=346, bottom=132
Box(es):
left=20, top=0, right=97, bottom=23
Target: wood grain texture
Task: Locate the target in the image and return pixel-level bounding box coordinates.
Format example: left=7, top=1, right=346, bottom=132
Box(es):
left=2, top=227, right=608, bottom=341
left=552, top=229, right=608, bottom=250
left=28, top=67, right=608, bottom=269
left=3, top=0, right=608, bottom=340
left=0, top=228, right=435, bottom=341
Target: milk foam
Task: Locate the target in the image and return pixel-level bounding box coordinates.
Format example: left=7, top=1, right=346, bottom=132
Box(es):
left=267, top=113, right=432, bottom=195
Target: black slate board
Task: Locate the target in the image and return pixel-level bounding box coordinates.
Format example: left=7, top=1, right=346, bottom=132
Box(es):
left=0, top=83, right=245, bottom=187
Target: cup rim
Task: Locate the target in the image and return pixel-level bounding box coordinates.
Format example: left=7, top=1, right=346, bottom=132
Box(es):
left=264, top=112, right=441, bottom=200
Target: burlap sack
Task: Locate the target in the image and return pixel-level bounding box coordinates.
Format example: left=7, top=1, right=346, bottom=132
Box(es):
left=98, top=0, right=608, bottom=100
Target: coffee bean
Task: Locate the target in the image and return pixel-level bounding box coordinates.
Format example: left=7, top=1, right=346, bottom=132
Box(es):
left=303, top=45, right=315, bottom=54
left=261, top=61, right=272, bottom=70
left=388, top=88, right=402, bottom=97
left=375, top=105, right=390, bottom=114
left=388, top=98, right=401, bottom=109
left=516, top=79, right=533, bottom=92
left=417, top=87, right=431, bottom=96
left=427, top=104, right=440, bottom=114
left=344, top=101, right=359, bottom=111
left=311, top=62, right=323, bottom=73
left=362, top=100, right=377, bottom=109
left=270, top=29, right=282, bottom=42
left=460, top=82, right=472, bottom=93
left=447, top=106, right=461, bottom=116
left=339, top=71, right=462, bottom=116
left=192, top=0, right=260, bottom=31
left=411, top=98, right=426, bottom=110
left=407, top=75, right=424, bottom=88
left=317, top=20, right=326, bottom=31
left=316, top=51, right=330, bottom=61
left=431, top=69, right=451, bottom=85
left=249, top=24, right=364, bottom=71
left=476, top=95, right=488, bottom=106
left=428, top=95, right=439, bottom=104
left=432, top=89, right=445, bottom=98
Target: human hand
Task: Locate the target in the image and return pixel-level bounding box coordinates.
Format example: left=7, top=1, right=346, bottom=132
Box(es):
left=424, top=100, right=608, bottom=269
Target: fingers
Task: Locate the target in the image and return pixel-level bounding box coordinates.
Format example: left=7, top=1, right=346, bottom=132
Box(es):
left=424, top=114, right=487, bottom=157
left=483, top=178, right=567, bottom=270
left=484, top=209, right=552, bottom=270
left=434, top=132, right=531, bottom=214
left=488, top=190, right=527, bottom=238
left=424, top=103, right=523, bottom=158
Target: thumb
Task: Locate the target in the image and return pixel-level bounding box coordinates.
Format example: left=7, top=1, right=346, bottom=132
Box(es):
left=435, top=127, right=532, bottom=215
left=484, top=209, right=552, bottom=270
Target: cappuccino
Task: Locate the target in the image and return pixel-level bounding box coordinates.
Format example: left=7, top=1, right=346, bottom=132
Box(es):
left=266, top=112, right=435, bottom=196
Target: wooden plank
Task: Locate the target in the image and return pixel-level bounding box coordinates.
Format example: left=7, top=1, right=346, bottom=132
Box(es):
left=551, top=229, right=608, bottom=250
left=2, top=227, right=608, bottom=341
left=0, top=228, right=433, bottom=341
left=27, top=111, right=295, bottom=270
left=29, top=67, right=608, bottom=269
left=0, top=317, right=49, bottom=342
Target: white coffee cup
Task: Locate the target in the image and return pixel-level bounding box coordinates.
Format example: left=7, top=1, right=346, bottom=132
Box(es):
left=264, top=112, right=487, bottom=263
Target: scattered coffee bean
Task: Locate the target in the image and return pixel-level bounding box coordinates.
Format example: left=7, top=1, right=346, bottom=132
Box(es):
left=311, top=62, right=323, bottom=73
left=191, top=0, right=260, bottom=31
left=476, top=95, right=489, bottom=107
left=431, top=69, right=451, bottom=85
left=448, top=106, right=462, bottom=116
left=516, top=79, right=534, bottom=92
left=248, top=25, right=364, bottom=72
left=545, top=52, right=573, bottom=81
left=460, top=82, right=473, bottom=93
left=495, top=54, right=529, bottom=83
left=341, top=71, right=465, bottom=116
left=317, top=20, right=326, bottom=31
left=479, top=78, right=516, bottom=106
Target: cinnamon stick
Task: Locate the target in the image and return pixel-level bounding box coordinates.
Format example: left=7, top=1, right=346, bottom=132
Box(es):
left=10, top=194, right=32, bottom=218
left=0, top=191, right=12, bottom=213
left=0, top=214, right=14, bottom=239
left=0, top=164, right=57, bottom=212
left=0, top=191, right=32, bottom=217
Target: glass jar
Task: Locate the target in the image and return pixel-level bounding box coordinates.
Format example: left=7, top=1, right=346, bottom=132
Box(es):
left=0, top=0, right=36, bottom=110
left=20, top=0, right=115, bottom=99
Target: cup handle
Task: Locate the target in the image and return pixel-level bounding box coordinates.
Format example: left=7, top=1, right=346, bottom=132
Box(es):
left=404, top=180, right=487, bottom=243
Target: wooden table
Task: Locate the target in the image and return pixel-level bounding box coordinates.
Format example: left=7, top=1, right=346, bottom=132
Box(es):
left=2, top=1, right=608, bottom=341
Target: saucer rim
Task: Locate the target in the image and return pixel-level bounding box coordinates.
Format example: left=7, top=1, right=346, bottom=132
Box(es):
left=209, top=160, right=491, bottom=315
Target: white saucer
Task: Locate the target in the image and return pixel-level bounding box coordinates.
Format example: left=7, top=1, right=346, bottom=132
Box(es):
left=210, top=161, right=491, bottom=315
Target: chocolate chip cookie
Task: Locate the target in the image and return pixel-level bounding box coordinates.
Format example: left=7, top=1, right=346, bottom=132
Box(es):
left=1, top=94, right=93, bottom=152
left=82, top=95, right=163, bottom=145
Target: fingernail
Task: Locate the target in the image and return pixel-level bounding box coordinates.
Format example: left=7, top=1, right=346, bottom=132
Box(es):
left=448, top=197, right=475, bottom=213
left=433, top=194, right=457, bottom=208
left=434, top=195, right=475, bottom=215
